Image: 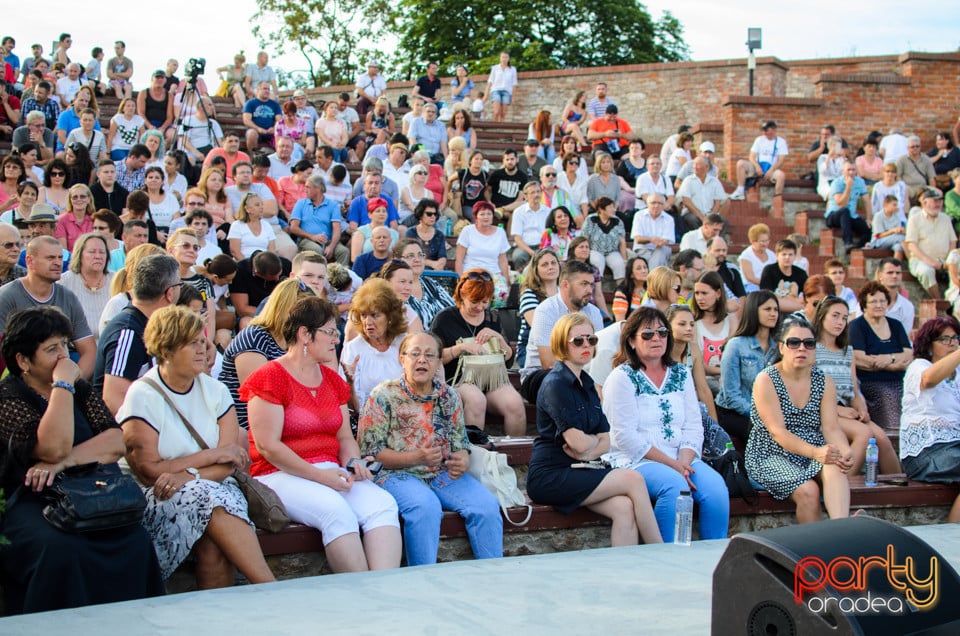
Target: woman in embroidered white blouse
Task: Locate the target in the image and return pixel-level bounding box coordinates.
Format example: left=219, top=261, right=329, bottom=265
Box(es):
left=602, top=307, right=730, bottom=542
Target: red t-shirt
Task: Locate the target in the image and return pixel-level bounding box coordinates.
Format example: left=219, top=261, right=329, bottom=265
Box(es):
left=0, top=92, right=20, bottom=126
left=240, top=360, right=351, bottom=476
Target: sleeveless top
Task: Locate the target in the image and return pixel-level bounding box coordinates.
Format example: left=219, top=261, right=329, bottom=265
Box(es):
left=814, top=343, right=855, bottom=406
left=696, top=319, right=730, bottom=370
left=144, top=91, right=169, bottom=124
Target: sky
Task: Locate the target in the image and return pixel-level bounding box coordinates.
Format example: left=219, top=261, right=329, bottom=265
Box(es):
left=8, top=1, right=959, bottom=89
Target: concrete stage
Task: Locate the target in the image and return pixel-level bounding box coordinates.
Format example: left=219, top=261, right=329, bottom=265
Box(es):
left=3, top=524, right=959, bottom=635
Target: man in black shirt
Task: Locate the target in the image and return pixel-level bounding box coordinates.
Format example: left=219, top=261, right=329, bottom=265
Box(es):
left=486, top=149, right=526, bottom=223
left=759, top=238, right=807, bottom=313
left=91, top=158, right=129, bottom=215
left=516, top=139, right=547, bottom=182
left=412, top=62, right=442, bottom=106
left=707, top=236, right=746, bottom=301
left=229, top=250, right=292, bottom=329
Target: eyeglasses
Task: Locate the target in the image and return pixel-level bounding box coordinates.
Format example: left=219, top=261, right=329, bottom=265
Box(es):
left=402, top=252, right=425, bottom=260
left=167, top=282, right=183, bottom=292
left=403, top=350, right=439, bottom=361
left=865, top=299, right=888, bottom=306
left=672, top=285, right=682, bottom=293
left=569, top=335, right=599, bottom=347
left=543, top=172, right=557, bottom=177
left=639, top=327, right=670, bottom=341
left=177, top=243, right=200, bottom=251
left=315, top=326, right=340, bottom=339
left=70, top=194, right=89, bottom=200
left=422, top=211, right=438, bottom=218
left=783, top=338, right=817, bottom=350
left=50, top=171, right=65, bottom=177
left=465, top=271, right=492, bottom=282
left=935, top=335, right=960, bottom=345
left=1, top=241, right=23, bottom=250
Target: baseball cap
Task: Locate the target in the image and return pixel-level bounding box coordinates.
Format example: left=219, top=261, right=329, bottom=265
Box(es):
left=699, top=141, right=716, bottom=153
left=919, top=187, right=943, bottom=201
left=605, top=104, right=619, bottom=115
left=292, top=89, right=306, bottom=98
left=524, top=138, right=539, bottom=147
left=152, top=69, right=166, bottom=78
left=762, top=121, right=777, bottom=130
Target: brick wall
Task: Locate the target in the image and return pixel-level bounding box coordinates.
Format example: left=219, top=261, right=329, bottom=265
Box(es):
left=293, top=50, right=960, bottom=179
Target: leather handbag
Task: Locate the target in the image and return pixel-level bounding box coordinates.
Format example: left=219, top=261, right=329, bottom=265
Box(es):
left=141, top=377, right=291, bottom=533
left=42, top=462, right=147, bottom=533
left=466, top=444, right=532, bottom=527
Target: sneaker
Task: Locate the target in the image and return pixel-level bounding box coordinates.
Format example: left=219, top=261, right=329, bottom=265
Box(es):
left=730, top=188, right=745, bottom=200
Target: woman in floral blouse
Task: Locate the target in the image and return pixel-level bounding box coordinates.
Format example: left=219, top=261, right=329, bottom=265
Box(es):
left=602, top=307, right=729, bottom=542
left=359, top=332, right=502, bottom=566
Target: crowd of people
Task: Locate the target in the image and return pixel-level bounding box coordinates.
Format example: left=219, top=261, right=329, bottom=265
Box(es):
left=2, top=35, right=960, bottom=616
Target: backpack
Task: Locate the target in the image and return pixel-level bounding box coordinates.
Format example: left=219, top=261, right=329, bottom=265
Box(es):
left=706, top=447, right=758, bottom=505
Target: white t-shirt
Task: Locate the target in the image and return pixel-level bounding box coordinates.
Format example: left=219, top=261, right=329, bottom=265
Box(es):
left=584, top=320, right=623, bottom=387
left=228, top=220, right=276, bottom=258
left=738, top=247, right=776, bottom=285
left=456, top=225, right=509, bottom=276
left=340, top=334, right=403, bottom=408
left=149, top=192, right=181, bottom=229
left=879, top=134, right=909, bottom=164
left=117, top=367, right=234, bottom=464
left=110, top=113, right=146, bottom=152
left=750, top=135, right=789, bottom=165
left=57, top=77, right=82, bottom=104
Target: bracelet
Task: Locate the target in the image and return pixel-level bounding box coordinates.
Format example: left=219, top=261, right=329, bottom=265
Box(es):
left=51, top=380, right=76, bottom=394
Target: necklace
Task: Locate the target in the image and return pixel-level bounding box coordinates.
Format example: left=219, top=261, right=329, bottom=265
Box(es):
left=82, top=272, right=105, bottom=291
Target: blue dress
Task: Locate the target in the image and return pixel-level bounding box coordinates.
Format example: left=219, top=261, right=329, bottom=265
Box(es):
left=527, top=362, right=611, bottom=514
left=745, top=366, right=827, bottom=500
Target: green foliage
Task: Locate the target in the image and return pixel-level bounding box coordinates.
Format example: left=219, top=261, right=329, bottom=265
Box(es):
left=389, top=0, right=690, bottom=77
left=251, top=0, right=392, bottom=88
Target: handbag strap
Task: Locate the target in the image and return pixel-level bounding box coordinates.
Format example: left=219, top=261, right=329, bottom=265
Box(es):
left=139, top=376, right=210, bottom=451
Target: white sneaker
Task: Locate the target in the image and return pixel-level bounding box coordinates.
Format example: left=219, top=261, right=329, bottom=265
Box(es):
left=730, top=188, right=745, bottom=200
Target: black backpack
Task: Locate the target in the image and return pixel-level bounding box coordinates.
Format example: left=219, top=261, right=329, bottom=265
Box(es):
left=706, top=447, right=758, bottom=505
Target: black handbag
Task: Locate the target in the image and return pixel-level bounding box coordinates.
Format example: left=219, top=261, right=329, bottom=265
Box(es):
left=706, top=447, right=758, bottom=505
left=42, top=462, right=147, bottom=533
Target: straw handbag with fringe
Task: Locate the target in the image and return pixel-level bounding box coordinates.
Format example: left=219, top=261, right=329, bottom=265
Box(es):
left=451, top=336, right=509, bottom=392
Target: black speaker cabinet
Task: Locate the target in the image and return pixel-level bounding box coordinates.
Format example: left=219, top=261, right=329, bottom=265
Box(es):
left=712, top=516, right=960, bottom=635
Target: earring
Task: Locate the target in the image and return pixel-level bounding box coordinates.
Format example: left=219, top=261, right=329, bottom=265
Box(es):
left=303, top=345, right=308, bottom=357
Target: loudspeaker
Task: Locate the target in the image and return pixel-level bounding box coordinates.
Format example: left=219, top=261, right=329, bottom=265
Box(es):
left=712, top=516, right=960, bottom=636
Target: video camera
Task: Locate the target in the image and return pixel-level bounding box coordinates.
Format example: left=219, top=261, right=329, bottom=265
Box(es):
left=184, top=57, right=206, bottom=84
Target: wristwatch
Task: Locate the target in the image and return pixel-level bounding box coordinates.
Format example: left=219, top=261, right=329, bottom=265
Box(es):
left=185, top=467, right=200, bottom=481
left=889, top=355, right=896, bottom=365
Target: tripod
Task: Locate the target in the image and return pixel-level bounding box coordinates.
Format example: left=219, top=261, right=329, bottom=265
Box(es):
left=171, top=78, right=220, bottom=166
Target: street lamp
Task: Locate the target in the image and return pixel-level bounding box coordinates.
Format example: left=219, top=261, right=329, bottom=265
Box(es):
left=746, top=28, right=762, bottom=96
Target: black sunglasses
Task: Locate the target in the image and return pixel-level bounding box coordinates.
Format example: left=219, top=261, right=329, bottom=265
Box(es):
left=465, top=271, right=492, bottom=282
left=569, top=335, right=599, bottom=347
left=422, top=211, right=438, bottom=217
left=639, top=327, right=670, bottom=341
left=783, top=338, right=817, bottom=350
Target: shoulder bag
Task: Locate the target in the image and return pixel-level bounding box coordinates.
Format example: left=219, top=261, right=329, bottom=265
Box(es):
left=466, top=444, right=532, bottom=527
left=451, top=332, right=510, bottom=392
left=140, top=376, right=290, bottom=533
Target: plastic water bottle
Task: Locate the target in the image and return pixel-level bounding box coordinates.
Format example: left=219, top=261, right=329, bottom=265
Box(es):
left=674, top=490, right=693, bottom=546
left=865, top=438, right=879, bottom=487
left=725, top=441, right=735, bottom=455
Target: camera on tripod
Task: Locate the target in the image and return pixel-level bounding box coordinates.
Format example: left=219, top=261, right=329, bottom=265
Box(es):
left=185, top=57, right=206, bottom=84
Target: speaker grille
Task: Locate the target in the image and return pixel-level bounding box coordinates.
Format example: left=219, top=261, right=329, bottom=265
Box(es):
left=747, top=601, right=797, bottom=636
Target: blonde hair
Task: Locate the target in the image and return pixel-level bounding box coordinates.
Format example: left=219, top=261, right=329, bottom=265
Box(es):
left=250, top=278, right=313, bottom=340
left=748, top=223, right=770, bottom=243
left=235, top=193, right=261, bottom=223
left=349, top=278, right=408, bottom=342
left=65, top=184, right=95, bottom=216
left=110, top=242, right=165, bottom=296
left=166, top=227, right=198, bottom=252
left=144, top=305, right=204, bottom=364
left=68, top=232, right=110, bottom=275
left=645, top=266, right=680, bottom=301
left=550, top=312, right=594, bottom=362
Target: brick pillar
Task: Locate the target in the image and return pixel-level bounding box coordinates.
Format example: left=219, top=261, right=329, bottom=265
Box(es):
left=795, top=211, right=809, bottom=236
left=819, top=228, right=837, bottom=258
left=848, top=249, right=865, bottom=279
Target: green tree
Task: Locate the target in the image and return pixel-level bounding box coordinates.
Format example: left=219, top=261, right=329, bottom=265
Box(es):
left=390, top=0, right=690, bottom=77
left=251, top=0, right=391, bottom=88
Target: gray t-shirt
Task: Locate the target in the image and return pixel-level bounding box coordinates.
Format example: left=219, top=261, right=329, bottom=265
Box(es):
left=0, top=279, right=93, bottom=341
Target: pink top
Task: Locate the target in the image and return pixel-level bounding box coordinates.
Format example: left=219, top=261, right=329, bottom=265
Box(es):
left=276, top=118, right=307, bottom=142
left=277, top=176, right=306, bottom=212
left=856, top=154, right=883, bottom=178
left=240, top=361, right=351, bottom=477
left=315, top=118, right=347, bottom=147
left=54, top=212, right=94, bottom=251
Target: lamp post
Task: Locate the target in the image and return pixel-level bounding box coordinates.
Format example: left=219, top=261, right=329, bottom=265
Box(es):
left=746, top=28, right=762, bottom=96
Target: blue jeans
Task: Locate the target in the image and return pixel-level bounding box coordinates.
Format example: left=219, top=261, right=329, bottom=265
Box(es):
left=331, top=147, right=348, bottom=163
left=380, top=471, right=503, bottom=566
left=635, top=459, right=730, bottom=542
left=537, top=144, right=556, bottom=163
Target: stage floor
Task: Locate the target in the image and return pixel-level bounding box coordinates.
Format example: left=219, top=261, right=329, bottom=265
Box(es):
left=3, top=523, right=959, bottom=634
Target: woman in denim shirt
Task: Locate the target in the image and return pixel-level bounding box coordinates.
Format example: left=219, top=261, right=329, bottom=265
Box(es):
left=716, top=291, right=781, bottom=442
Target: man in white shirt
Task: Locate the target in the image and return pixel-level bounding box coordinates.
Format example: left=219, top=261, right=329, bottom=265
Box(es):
left=314, top=145, right=351, bottom=189
left=731, top=121, right=788, bottom=200
left=355, top=61, right=386, bottom=118
left=631, top=193, right=675, bottom=268
left=875, top=257, right=915, bottom=334
left=676, top=157, right=728, bottom=230
left=634, top=156, right=675, bottom=213
left=267, top=136, right=297, bottom=180
left=509, top=181, right=550, bottom=270
left=679, top=213, right=724, bottom=254
left=879, top=128, right=909, bottom=163
left=56, top=63, right=83, bottom=105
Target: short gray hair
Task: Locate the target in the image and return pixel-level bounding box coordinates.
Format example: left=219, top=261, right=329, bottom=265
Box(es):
left=306, top=174, right=326, bottom=189
left=412, top=149, right=430, bottom=163
left=25, top=110, right=45, bottom=124
left=907, top=135, right=921, bottom=145
left=132, top=254, right=179, bottom=303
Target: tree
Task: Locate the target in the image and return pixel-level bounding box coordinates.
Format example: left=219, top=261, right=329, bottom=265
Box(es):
left=389, top=0, right=690, bottom=77
left=251, top=0, right=391, bottom=88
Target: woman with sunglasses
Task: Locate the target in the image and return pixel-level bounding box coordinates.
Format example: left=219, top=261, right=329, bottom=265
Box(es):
left=394, top=238, right=453, bottom=330
left=900, top=316, right=960, bottom=521
left=813, top=296, right=900, bottom=476
left=358, top=332, right=502, bottom=565
left=405, top=200, right=446, bottom=271
left=641, top=266, right=681, bottom=314
left=431, top=268, right=526, bottom=437
left=0, top=156, right=25, bottom=215
left=527, top=312, right=663, bottom=546
left=40, top=159, right=70, bottom=213
left=747, top=317, right=852, bottom=524
left=850, top=281, right=913, bottom=431
left=399, top=165, right=436, bottom=225
left=517, top=249, right=560, bottom=368
left=55, top=183, right=95, bottom=251
left=604, top=307, right=730, bottom=541
left=167, top=228, right=217, bottom=343
left=557, top=150, right=589, bottom=220
left=716, top=290, right=781, bottom=442
left=242, top=297, right=402, bottom=573
left=228, top=193, right=275, bottom=260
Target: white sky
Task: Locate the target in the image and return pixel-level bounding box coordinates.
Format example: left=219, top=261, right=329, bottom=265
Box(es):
left=8, top=1, right=959, bottom=89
